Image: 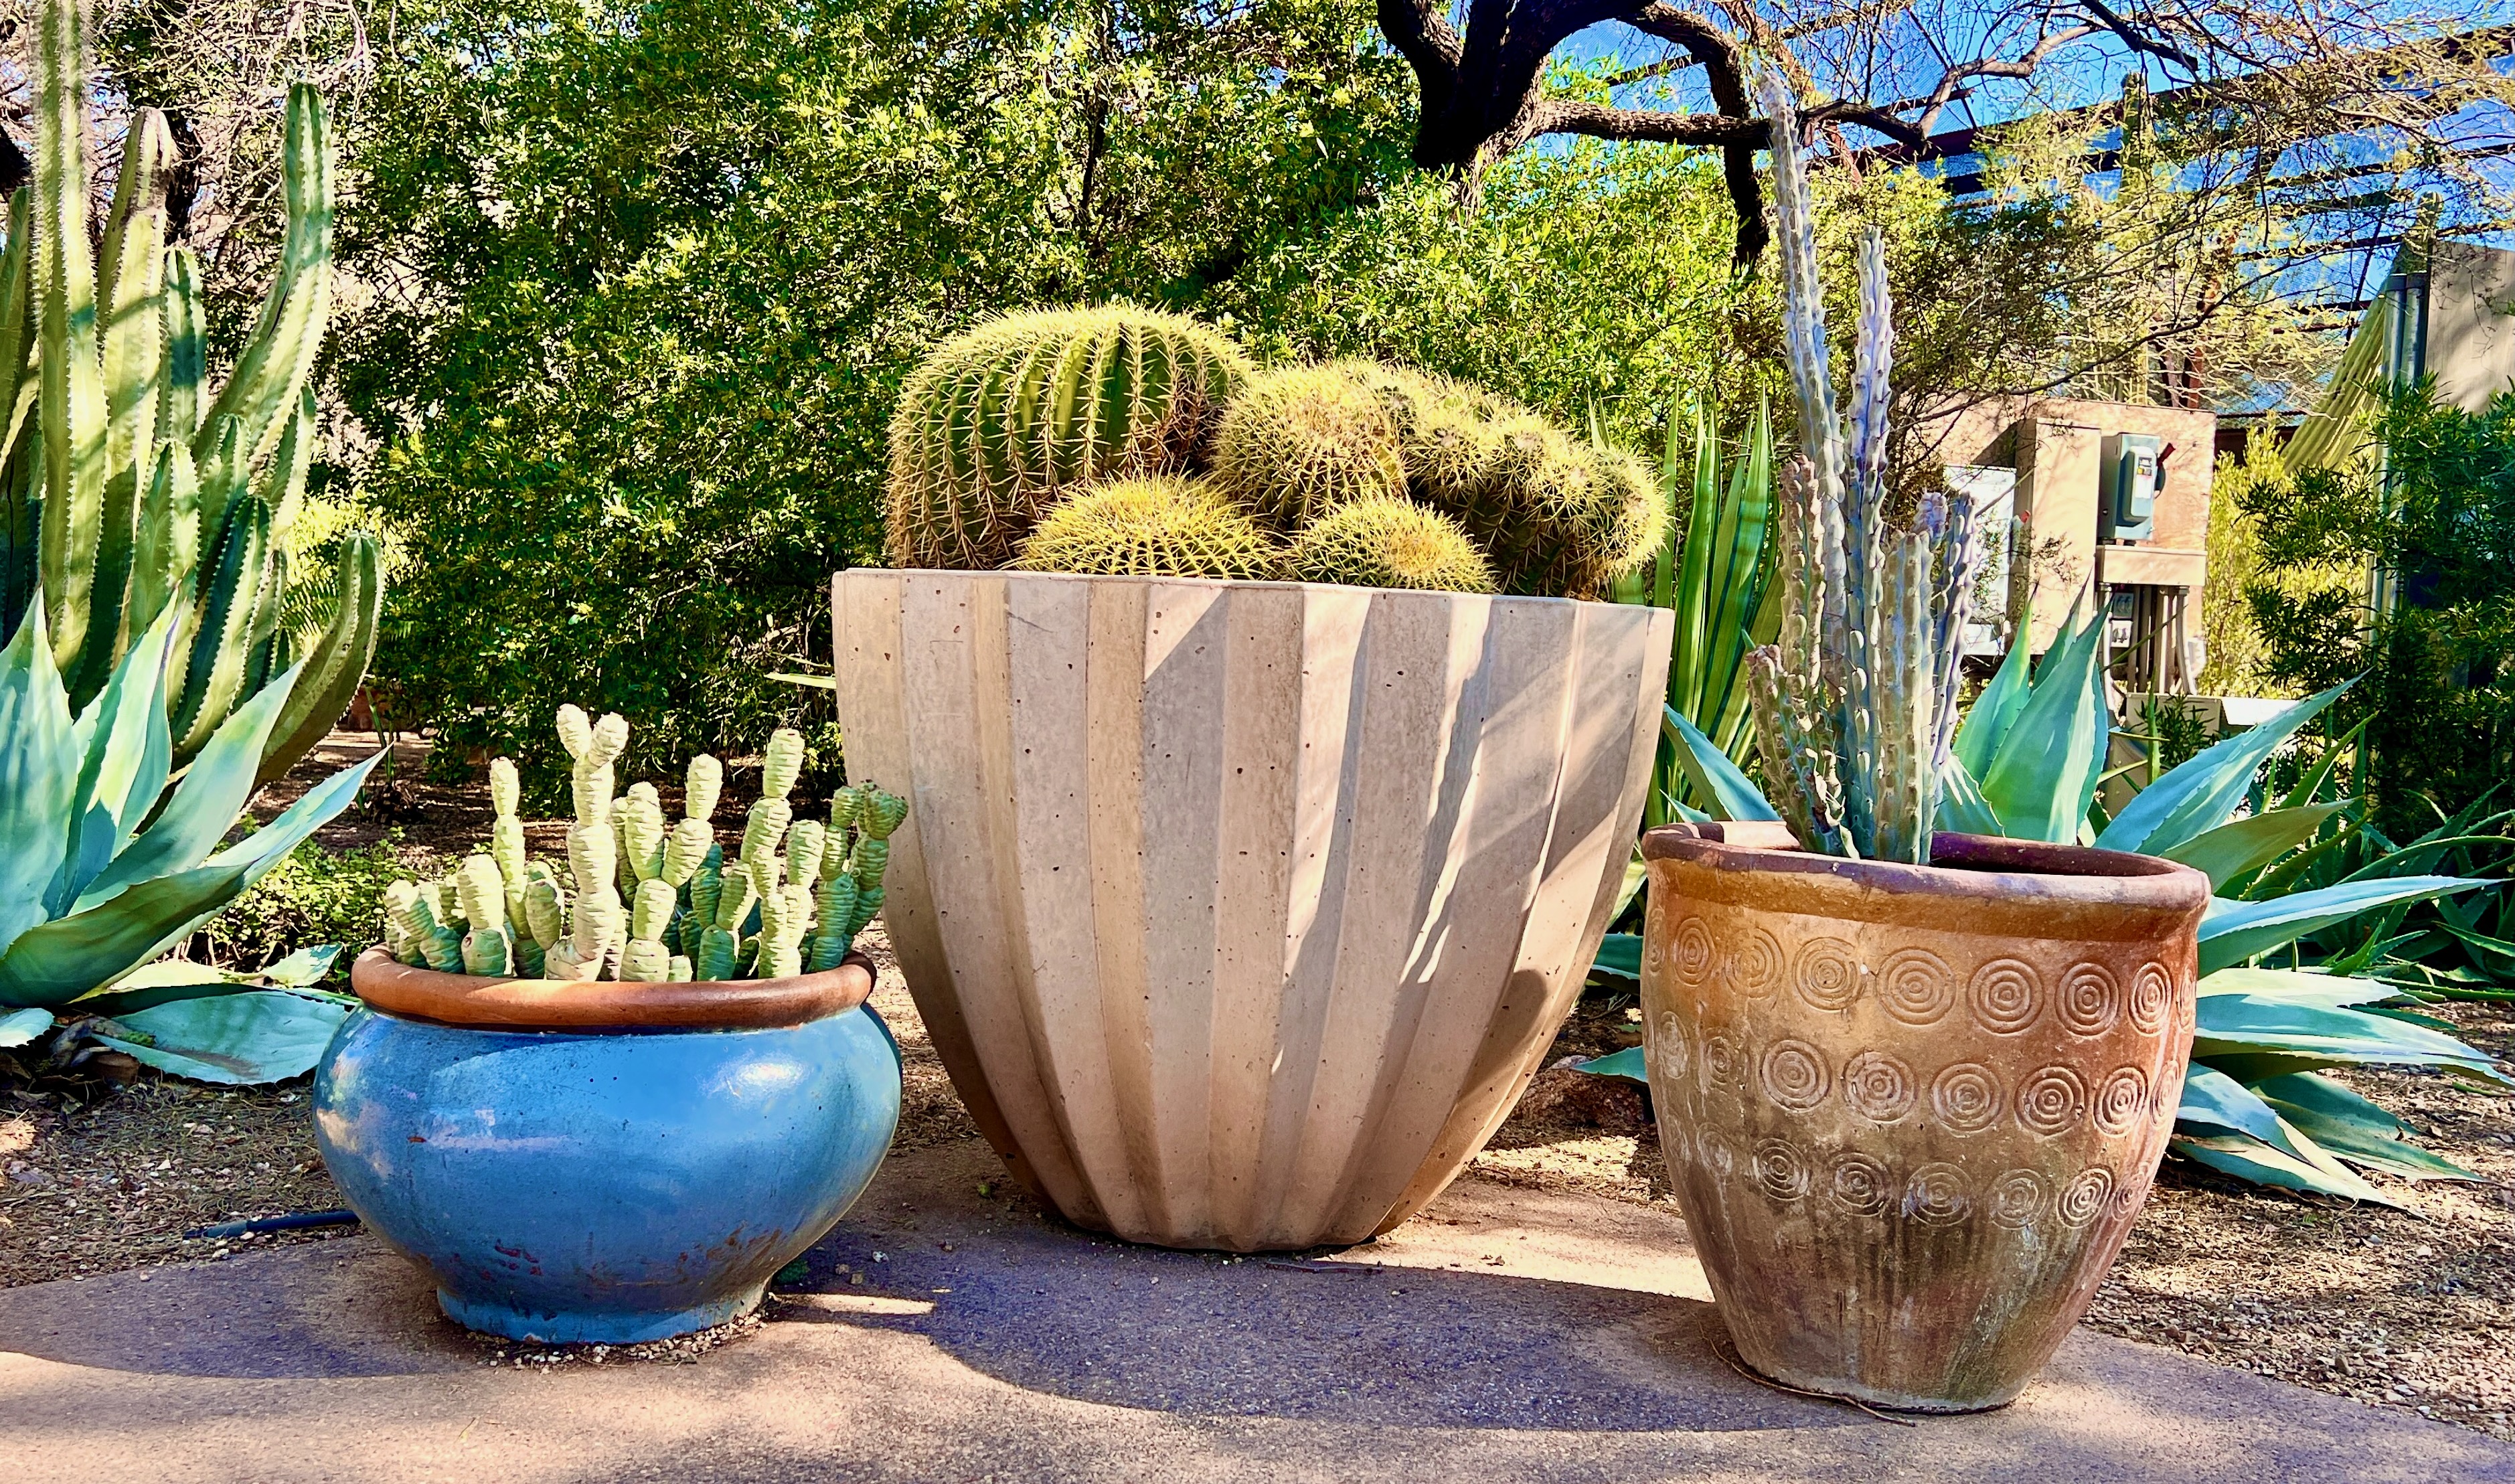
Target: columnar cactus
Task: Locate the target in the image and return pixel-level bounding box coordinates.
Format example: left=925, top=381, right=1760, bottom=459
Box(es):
left=454, top=854, right=514, bottom=977
left=544, top=702, right=631, bottom=980
left=1742, top=76, right=1983, bottom=866
left=0, top=0, right=381, bottom=780
left=380, top=711, right=908, bottom=982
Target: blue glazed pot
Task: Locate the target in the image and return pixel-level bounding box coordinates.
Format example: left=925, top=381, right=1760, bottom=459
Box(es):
left=313, top=992, right=900, bottom=1344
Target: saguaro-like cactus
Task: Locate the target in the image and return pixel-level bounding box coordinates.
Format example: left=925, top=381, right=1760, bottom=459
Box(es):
left=1743, top=76, right=1983, bottom=865
left=0, top=0, right=380, bottom=781
left=886, top=305, right=1256, bottom=569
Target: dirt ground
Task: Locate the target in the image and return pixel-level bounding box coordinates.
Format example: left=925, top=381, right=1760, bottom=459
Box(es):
left=4, top=746, right=2511, bottom=1436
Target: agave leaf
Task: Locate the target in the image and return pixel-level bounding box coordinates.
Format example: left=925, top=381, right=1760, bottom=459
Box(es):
left=1978, top=604, right=2109, bottom=845
left=50, top=602, right=177, bottom=910
left=1937, top=755, right=2003, bottom=836
left=88, top=988, right=349, bottom=1085
left=2196, top=966, right=2398, bottom=1009
left=2439, top=921, right=2515, bottom=966
left=1665, top=706, right=1778, bottom=823
left=1575, top=1046, right=1649, bottom=1082
left=2099, top=680, right=2352, bottom=855
left=0, top=1005, right=52, bottom=1046
left=2192, top=992, right=2511, bottom=1082
left=2176, top=1064, right=2300, bottom=1153
left=2198, top=876, right=2488, bottom=973
left=0, top=748, right=378, bottom=1006
left=2158, top=804, right=2345, bottom=891
left=73, top=657, right=307, bottom=910
left=0, top=602, right=77, bottom=957
left=0, top=861, right=260, bottom=1007
left=258, top=943, right=341, bottom=987
left=1592, top=932, right=1641, bottom=982
left=2172, top=1126, right=2401, bottom=1206
left=2251, top=1071, right=2476, bottom=1181
left=1953, top=595, right=2032, bottom=779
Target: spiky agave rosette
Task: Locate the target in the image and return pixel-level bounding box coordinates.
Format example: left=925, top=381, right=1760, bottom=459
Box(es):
left=380, top=710, right=907, bottom=983
left=1744, top=74, right=1983, bottom=865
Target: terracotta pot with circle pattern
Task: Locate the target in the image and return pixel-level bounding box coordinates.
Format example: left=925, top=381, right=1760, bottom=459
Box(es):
left=1639, top=824, right=2209, bottom=1412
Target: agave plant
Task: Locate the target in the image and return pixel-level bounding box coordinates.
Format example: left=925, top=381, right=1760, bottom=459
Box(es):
left=0, top=596, right=380, bottom=1078
left=1613, top=398, right=1778, bottom=831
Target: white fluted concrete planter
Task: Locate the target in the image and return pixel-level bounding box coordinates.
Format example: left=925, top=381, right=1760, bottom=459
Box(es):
left=830, top=570, right=1672, bottom=1250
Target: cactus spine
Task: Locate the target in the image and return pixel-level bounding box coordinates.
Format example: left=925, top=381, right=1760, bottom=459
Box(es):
left=1014, top=476, right=1284, bottom=580
left=1210, top=365, right=1408, bottom=528
left=886, top=305, right=1256, bottom=570
left=1742, top=76, right=1982, bottom=865
left=1289, top=497, right=1495, bottom=594
left=0, top=0, right=379, bottom=775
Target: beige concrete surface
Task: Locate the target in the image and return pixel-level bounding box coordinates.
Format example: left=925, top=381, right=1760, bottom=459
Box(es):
left=4, top=1139, right=2509, bottom=1483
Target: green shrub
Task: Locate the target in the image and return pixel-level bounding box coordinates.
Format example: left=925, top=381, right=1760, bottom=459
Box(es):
left=2245, top=381, right=2515, bottom=829
left=192, top=837, right=420, bottom=979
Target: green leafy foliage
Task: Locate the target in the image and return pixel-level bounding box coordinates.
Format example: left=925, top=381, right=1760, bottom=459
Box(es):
left=191, top=838, right=410, bottom=981
left=2242, top=380, right=2515, bottom=833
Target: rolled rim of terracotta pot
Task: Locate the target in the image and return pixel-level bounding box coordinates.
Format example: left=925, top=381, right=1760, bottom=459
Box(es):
left=347, top=946, right=877, bottom=1032
left=1641, top=826, right=2210, bottom=941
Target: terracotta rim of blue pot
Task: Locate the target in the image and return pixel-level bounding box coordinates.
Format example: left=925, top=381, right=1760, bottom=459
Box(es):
left=347, top=946, right=877, bottom=1031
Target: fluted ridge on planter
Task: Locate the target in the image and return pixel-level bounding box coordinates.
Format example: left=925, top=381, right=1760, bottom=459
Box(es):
left=831, top=570, right=1670, bottom=1250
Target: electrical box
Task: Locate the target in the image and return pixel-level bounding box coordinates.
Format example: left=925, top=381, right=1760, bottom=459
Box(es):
left=2100, top=432, right=2165, bottom=543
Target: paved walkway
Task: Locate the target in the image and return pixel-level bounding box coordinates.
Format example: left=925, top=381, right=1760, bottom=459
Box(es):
left=3, top=1139, right=2508, bottom=1483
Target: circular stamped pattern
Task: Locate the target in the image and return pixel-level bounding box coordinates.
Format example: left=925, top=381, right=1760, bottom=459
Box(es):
left=2128, top=961, right=2174, bottom=1034
left=2017, top=1066, right=2089, bottom=1136
left=1968, top=957, right=2044, bottom=1034
left=1842, top=1050, right=1918, bottom=1123
left=2055, top=1167, right=2115, bottom=1227
left=1654, top=1013, right=1689, bottom=1081
left=1878, top=946, right=1957, bottom=1027
left=1752, top=1138, right=1811, bottom=1202
left=1930, top=1062, right=2006, bottom=1134
left=1760, top=1039, right=1833, bottom=1110
left=1794, top=936, right=1864, bottom=1013
left=1697, top=1129, right=1737, bottom=1179
left=1904, top=1162, right=1971, bottom=1226
left=1700, top=1029, right=1747, bottom=1091
left=2058, top=962, right=2122, bottom=1037
left=1672, top=916, right=1716, bottom=986
left=1830, top=1152, right=1892, bottom=1218
left=1734, top=927, right=1787, bottom=997
left=2093, top=1066, right=2149, bottom=1135
left=1989, top=1169, right=2049, bottom=1230
left=2112, top=1169, right=2148, bottom=1222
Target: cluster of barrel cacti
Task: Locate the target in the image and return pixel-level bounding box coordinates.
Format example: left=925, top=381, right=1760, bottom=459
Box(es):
left=382, top=706, right=906, bottom=982
left=884, top=305, right=1663, bottom=599
left=1742, top=76, right=1982, bottom=866
left=0, top=0, right=381, bottom=786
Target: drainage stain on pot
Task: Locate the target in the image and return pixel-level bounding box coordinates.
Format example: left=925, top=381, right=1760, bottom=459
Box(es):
left=1639, top=827, right=2209, bottom=1414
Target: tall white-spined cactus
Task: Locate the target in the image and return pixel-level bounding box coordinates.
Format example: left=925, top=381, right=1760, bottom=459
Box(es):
left=1743, top=75, right=1983, bottom=866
